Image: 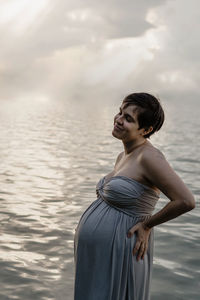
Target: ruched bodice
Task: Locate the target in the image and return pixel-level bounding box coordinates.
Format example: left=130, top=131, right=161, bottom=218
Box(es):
left=96, top=175, right=159, bottom=217
left=74, top=175, right=160, bottom=300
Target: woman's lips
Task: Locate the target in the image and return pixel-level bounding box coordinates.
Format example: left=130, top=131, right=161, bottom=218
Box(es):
left=114, top=124, right=124, bottom=131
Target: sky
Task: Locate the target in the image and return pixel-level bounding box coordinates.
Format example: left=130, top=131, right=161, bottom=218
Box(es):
left=0, top=0, right=200, bottom=104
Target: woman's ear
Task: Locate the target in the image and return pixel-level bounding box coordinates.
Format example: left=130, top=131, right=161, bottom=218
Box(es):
left=141, top=126, right=153, bottom=136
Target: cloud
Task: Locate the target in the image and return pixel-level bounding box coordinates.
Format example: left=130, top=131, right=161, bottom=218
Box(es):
left=0, top=0, right=199, bottom=104
left=127, top=0, right=200, bottom=99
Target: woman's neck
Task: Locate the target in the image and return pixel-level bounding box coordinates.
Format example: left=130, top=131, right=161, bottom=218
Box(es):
left=123, top=139, right=147, bottom=155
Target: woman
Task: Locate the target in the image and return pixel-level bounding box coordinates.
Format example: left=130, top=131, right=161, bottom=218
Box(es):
left=73, top=92, right=195, bottom=300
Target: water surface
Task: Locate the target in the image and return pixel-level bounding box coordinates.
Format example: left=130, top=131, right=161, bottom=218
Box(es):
left=0, top=98, right=199, bottom=299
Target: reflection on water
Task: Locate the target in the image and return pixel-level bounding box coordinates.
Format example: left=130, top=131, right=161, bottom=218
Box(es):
left=0, top=98, right=199, bottom=299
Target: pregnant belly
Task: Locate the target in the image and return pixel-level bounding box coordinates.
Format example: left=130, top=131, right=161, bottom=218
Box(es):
left=74, top=198, right=137, bottom=250
left=75, top=199, right=117, bottom=246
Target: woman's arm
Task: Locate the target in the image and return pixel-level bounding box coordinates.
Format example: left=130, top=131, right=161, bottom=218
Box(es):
left=142, top=148, right=195, bottom=228
left=127, top=147, right=195, bottom=260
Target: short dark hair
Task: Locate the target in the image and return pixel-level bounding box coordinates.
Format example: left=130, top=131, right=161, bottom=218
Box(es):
left=122, top=92, right=165, bottom=138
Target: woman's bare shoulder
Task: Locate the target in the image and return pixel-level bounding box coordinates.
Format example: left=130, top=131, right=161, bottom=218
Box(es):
left=141, top=142, right=195, bottom=206
left=142, top=142, right=166, bottom=161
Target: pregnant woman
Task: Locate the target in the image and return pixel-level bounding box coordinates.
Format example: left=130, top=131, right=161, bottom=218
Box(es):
left=73, top=92, right=195, bottom=300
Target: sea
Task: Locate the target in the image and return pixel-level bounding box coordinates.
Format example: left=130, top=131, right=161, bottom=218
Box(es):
left=0, top=96, right=199, bottom=300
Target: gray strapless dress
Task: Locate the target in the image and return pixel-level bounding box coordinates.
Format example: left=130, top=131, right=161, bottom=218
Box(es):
left=74, top=175, right=159, bottom=300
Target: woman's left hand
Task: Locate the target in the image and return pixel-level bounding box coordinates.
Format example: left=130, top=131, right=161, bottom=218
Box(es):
left=127, top=222, right=152, bottom=261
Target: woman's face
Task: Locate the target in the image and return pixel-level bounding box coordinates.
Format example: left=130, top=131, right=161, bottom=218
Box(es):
left=112, top=103, right=145, bottom=141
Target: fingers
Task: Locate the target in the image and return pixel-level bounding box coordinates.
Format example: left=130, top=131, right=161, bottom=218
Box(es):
left=127, top=222, right=149, bottom=260
left=133, top=241, right=147, bottom=261
left=141, top=247, right=147, bottom=260
left=137, top=242, right=146, bottom=261
left=132, top=240, right=141, bottom=256
left=127, top=223, right=139, bottom=238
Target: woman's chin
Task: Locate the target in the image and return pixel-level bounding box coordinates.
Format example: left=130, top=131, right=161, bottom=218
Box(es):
left=112, top=129, right=122, bottom=139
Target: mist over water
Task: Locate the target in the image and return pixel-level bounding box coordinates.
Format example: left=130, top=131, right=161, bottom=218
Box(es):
left=0, top=98, right=199, bottom=299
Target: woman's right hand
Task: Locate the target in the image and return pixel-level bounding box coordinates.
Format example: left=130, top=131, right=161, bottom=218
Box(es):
left=127, top=222, right=152, bottom=261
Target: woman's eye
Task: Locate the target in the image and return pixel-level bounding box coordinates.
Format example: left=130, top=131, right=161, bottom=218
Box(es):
left=117, top=111, right=131, bottom=122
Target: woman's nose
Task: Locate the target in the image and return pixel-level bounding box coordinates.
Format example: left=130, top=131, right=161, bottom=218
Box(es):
left=116, top=115, right=123, bottom=124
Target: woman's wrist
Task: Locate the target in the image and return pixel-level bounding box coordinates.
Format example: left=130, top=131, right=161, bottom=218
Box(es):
left=142, top=220, right=152, bottom=230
